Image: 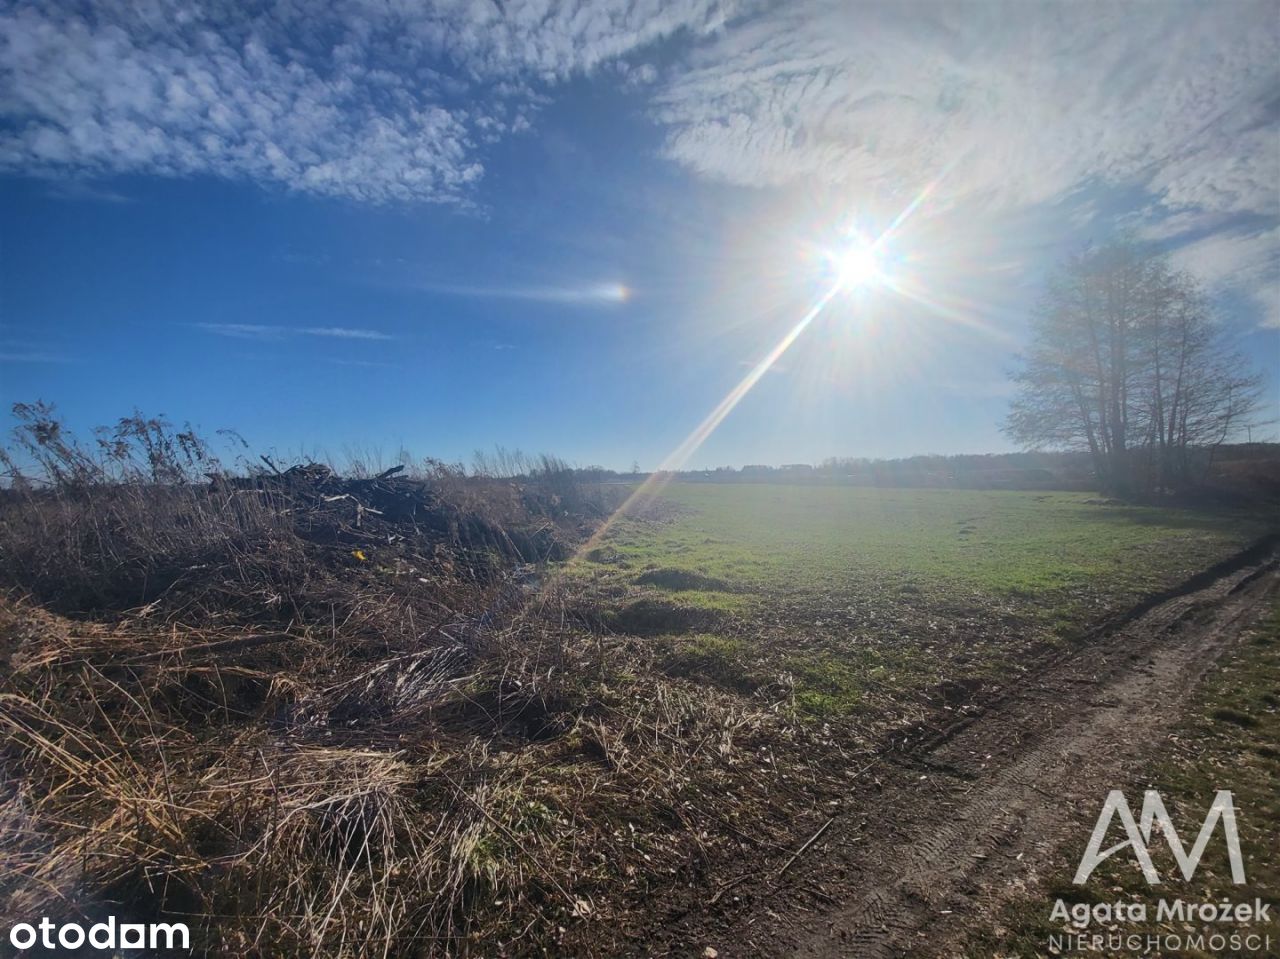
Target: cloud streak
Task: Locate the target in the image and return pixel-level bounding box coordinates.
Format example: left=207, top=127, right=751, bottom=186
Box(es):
left=299, top=326, right=394, bottom=341
left=195, top=323, right=393, bottom=341
left=0, top=350, right=72, bottom=363
left=414, top=281, right=631, bottom=304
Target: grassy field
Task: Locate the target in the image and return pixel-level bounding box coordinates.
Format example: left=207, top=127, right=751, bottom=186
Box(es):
left=3, top=471, right=1273, bottom=956
left=583, top=484, right=1264, bottom=600
left=573, top=484, right=1271, bottom=718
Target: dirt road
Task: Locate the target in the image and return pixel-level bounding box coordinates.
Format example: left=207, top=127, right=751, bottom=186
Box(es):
left=674, top=547, right=1279, bottom=958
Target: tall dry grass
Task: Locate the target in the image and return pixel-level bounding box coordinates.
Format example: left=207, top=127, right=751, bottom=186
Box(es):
left=0, top=403, right=295, bottom=615
left=0, top=582, right=845, bottom=955
left=0, top=404, right=605, bottom=618
left=0, top=404, right=845, bottom=955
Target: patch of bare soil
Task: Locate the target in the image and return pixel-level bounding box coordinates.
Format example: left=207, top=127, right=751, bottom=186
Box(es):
left=629, top=549, right=1279, bottom=958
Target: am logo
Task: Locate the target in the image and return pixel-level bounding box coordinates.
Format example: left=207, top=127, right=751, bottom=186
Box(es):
left=1074, top=789, right=1246, bottom=885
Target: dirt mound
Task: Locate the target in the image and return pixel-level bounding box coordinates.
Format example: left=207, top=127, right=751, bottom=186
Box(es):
left=606, top=597, right=724, bottom=636
left=635, top=567, right=735, bottom=592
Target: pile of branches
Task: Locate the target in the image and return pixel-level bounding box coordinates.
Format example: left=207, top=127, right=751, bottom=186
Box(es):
left=0, top=405, right=583, bottom=619
left=220, top=460, right=570, bottom=562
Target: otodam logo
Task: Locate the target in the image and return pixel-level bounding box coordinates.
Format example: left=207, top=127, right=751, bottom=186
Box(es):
left=1074, top=789, right=1246, bottom=886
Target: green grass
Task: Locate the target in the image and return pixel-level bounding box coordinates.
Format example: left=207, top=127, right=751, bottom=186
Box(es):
left=660, top=634, right=761, bottom=692
left=571, top=483, right=1272, bottom=720
left=656, top=635, right=933, bottom=716
left=585, top=484, right=1266, bottom=600
left=970, top=603, right=1280, bottom=957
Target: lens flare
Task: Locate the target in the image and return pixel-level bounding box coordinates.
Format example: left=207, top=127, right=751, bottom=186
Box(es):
left=834, top=242, right=883, bottom=290
left=572, top=172, right=952, bottom=564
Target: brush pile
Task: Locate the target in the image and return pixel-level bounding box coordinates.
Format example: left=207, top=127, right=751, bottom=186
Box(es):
left=0, top=403, right=586, bottom=622
left=220, top=460, right=575, bottom=556
left=0, top=405, right=853, bottom=956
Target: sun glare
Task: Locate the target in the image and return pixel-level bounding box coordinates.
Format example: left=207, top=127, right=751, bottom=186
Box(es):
left=834, top=242, right=884, bottom=291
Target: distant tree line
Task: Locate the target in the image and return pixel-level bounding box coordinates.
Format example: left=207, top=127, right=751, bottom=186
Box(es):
left=662, top=451, right=1106, bottom=490
left=464, top=444, right=1277, bottom=495
left=1004, top=240, right=1266, bottom=497
left=529, top=446, right=1274, bottom=495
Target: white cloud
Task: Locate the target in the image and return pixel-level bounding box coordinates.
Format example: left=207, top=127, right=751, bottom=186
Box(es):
left=196, top=323, right=394, bottom=340
left=328, top=358, right=398, bottom=368
left=653, top=1, right=1278, bottom=213
left=413, top=280, right=631, bottom=303
left=195, top=324, right=284, bottom=341
left=45, top=180, right=132, bottom=203
left=8, top=1, right=1270, bottom=220
left=3, top=1, right=1275, bottom=324
left=300, top=326, right=393, bottom=341
left=1169, top=227, right=1280, bottom=329
left=650, top=0, right=1279, bottom=325
left=1147, top=125, right=1280, bottom=220
left=0, top=0, right=733, bottom=204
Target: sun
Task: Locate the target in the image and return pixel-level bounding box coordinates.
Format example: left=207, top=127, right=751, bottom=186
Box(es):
left=833, top=241, right=884, bottom=291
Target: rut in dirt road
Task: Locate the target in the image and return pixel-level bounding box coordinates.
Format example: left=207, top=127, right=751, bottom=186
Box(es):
left=738, top=553, right=1278, bottom=958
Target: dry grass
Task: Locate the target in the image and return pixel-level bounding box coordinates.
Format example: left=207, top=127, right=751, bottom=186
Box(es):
left=0, top=581, right=852, bottom=955
left=0, top=405, right=855, bottom=955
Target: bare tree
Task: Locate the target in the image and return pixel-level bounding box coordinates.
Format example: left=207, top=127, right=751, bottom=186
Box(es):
left=1005, top=241, right=1263, bottom=496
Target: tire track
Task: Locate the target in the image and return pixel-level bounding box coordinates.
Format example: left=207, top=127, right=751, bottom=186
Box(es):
left=791, top=555, right=1278, bottom=958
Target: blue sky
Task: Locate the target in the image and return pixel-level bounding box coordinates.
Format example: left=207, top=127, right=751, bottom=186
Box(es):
left=1, top=0, right=1277, bottom=471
